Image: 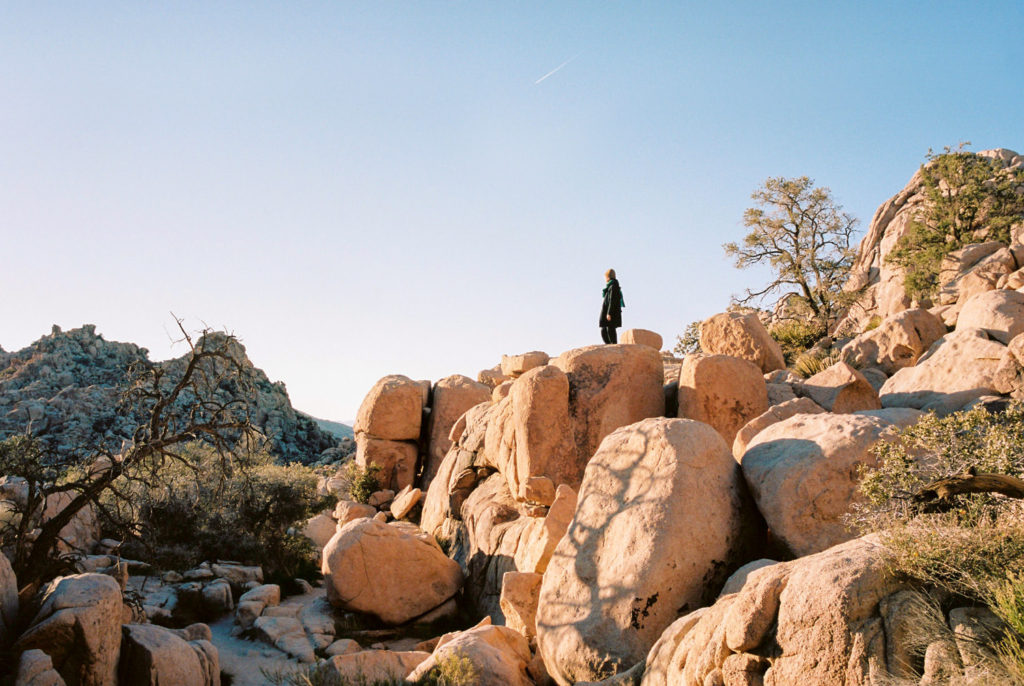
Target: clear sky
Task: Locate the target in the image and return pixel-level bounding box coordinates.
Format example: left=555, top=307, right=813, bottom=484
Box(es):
left=2, top=2, right=1022, bottom=421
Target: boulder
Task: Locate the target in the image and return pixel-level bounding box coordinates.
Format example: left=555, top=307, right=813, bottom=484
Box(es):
left=479, top=367, right=512, bottom=389
left=200, top=579, right=233, bottom=616
left=641, top=535, right=908, bottom=686
left=700, top=311, right=785, bottom=373
left=501, top=351, right=550, bottom=378
left=678, top=354, right=769, bottom=446
left=796, top=362, right=881, bottom=413
left=993, top=332, right=1024, bottom=398
left=0, top=552, right=18, bottom=644
left=841, top=309, right=948, bottom=375
left=252, top=616, right=315, bottom=662
left=324, top=638, right=362, bottom=656
left=354, top=374, right=424, bottom=441
left=119, top=623, right=219, bottom=686
left=235, top=584, right=280, bottom=631
left=389, top=486, right=422, bottom=520
left=553, top=345, right=664, bottom=462
left=938, top=243, right=1016, bottom=306
left=621, top=329, right=663, bottom=350
left=732, top=397, right=825, bottom=461
left=333, top=500, right=376, bottom=525
left=301, top=512, right=336, bottom=550
left=317, top=650, right=430, bottom=683
left=424, top=375, right=490, bottom=488
left=407, top=618, right=533, bottom=686
left=499, top=572, right=542, bottom=641
left=321, top=518, right=463, bottom=625
left=956, top=288, right=1024, bottom=344
left=741, top=412, right=920, bottom=557
left=15, top=650, right=67, bottom=686
left=502, top=365, right=579, bottom=497
left=355, top=435, right=418, bottom=492
left=41, top=493, right=101, bottom=554
left=537, top=419, right=748, bottom=685
left=880, top=328, right=1007, bottom=412
left=15, top=574, right=122, bottom=686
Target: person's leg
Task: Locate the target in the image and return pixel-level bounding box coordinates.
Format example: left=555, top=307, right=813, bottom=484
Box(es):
left=600, top=326, right=611, bottom=343
left=609, top=327, right=618, bottom=344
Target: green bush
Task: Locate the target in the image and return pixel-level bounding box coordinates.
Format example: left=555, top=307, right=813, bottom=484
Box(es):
left=885, top=144, right=1024, bottom=302
left=418, top=651, right=480, bottom=686
left=991, top=571, right=1024, bottom=683
left=336, top=461, right=383, bottom=504
left=108, top=442, right=332, bottom=582
left=770, top=319, right=825, bottom=365
left=673, top=320, right=702, bottom=356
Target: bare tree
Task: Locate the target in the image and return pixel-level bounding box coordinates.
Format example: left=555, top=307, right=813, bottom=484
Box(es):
left=0, top=321, right=255, bottom=601
left=724, top=176, right=858, bottom=327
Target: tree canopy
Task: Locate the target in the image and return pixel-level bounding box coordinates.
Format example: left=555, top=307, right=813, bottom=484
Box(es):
left=724, top=176, right=858, bottom=326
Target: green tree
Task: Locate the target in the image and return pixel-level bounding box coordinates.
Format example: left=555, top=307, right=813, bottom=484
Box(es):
left=886, top=143, right=1024, bottom=301
left=724, top=176, right=858, bottom=328
left=672, top=320, right=702, bottom=356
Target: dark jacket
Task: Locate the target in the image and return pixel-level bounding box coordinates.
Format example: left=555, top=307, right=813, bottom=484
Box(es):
left=600, top=278, right=623, bottom=328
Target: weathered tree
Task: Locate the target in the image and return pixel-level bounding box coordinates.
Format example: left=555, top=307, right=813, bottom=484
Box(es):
left=724, top=176, right=858, bottom=327
left=0, top=321, right=255, bottom=601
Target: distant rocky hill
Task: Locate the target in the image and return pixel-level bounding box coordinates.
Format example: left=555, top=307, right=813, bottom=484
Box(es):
left=302, top=413, right=355, bottom=439
left=0, top=324, right=346, bottom=464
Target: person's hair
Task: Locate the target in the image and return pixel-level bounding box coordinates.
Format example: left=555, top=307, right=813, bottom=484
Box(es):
left=605, top=268, right=616, bottom=280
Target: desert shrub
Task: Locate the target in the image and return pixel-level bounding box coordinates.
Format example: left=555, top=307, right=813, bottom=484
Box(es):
left=107, top=441, right=332, bottom=582
left=885, top=144, right=1024, bottom=302
left=261, top=665, right=403, bottom=686
left=864, top=315, right=883, bottom=332
left=790, top=350, right=845, bottom=379
left=673, top=320, right=702, bottom=356
left=853, top=405, right=1024, bottom=677
left=335, top=460, right=382, bottom=504
left=770, top=319, right=826, bottom=365
left=418, top=651, right=480, bottom=686
left=991, top=571, right=1024, bottom=683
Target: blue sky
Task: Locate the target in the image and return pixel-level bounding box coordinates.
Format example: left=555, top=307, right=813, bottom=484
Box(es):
left=2, top=2, right=1022, bottom=420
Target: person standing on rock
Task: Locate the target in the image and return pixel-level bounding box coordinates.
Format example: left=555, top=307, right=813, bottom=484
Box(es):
left=600, top=268, right=624, bottom=343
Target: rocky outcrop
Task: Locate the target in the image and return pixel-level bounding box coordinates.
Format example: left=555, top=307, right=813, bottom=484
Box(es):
left=354, top=374, right=425, bottom=490
left=321, top=518, right=463, bottom=625
left=841, top=308, right=947, bottom=375
left=15, top=574, right=123, bottom=686
left=678, top=354, right=769, bottom=446
left=836, top=149, right=1024, bottom=334
left=741, top=412, right=920, bottom=556
left=0, top=325, right=342, bottom=464
left=639, top=535, right=908, bottom=686
left=537, top=419, right=749, bottom=685
left=699, top=311, right=786, bottom=373
left=879, top=328, right=1007, bottom=413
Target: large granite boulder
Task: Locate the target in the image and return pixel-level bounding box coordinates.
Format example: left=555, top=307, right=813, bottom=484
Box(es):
left=640, top=535, right=909, bottom=685
left=537, top=418, right=749, bottom=685
left=678, top=354, right=769, bottom=446
left=741, top=411, right=920, bottom=557
left=732, top=397, right=825, bottom=461
left=321, top=518, right=463, bottom=625
left=700, top=311, right=786, bottom=373
left=316, top=650, right=430, bottom=683
left=354, top=374, right=425, bottom=441
left=552, top=344, right=664, bottom=462
left=956, top=288, right=1024, bottom=344
left=841, top=308, right=947, bottom=375
left=354, top=434, right=418, bottom=492
left=119, top=623, right=220, bottom=686
left=879, top=328, right=1007, bottom=413
left=424, top=375, right=490, bottom=488
left=15, top=650, right=67, bottom=686
left=407, top=618, right=533, bottom=686
left=15, top=574, right=123, bottom=686
left=797, top=362, right=881, bottom=413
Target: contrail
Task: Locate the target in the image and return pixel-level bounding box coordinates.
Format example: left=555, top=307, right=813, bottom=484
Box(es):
left=534, top=52, right=581, bottom=84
